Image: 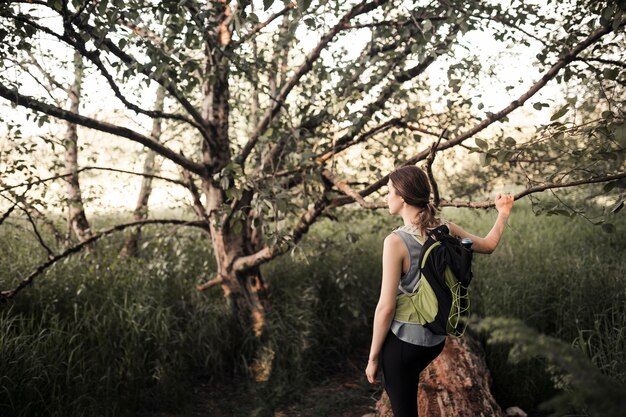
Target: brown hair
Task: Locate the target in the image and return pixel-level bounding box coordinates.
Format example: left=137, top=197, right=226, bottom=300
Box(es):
left=389, top=165, right=441, bottom=232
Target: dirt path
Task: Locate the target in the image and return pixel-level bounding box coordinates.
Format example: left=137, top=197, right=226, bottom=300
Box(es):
left=143, top=358, right=381, bottom=417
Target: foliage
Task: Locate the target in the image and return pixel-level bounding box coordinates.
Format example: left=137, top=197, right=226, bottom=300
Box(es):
left=0, top=210, right=391, bottom=416
left=477, top=317, right=626, bottom=417
left=0, top=0, right=623, bottom=250
left=1, top=204, right=624, bottom=416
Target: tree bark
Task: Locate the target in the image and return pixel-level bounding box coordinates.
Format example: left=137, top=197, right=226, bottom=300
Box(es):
left=376, top=333, right=504, bottom=417
left=120, top=85, right=165, bottom=257
left=197, top=1, right=270, bottom=342
left=64, top=51, right=92, bottom=244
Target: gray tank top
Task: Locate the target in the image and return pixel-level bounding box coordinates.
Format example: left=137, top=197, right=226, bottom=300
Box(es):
left=389, top=225, right=447, bottom=346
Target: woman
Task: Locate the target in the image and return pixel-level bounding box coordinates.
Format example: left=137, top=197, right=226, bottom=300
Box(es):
left=365, top=165, right=514, bottom=417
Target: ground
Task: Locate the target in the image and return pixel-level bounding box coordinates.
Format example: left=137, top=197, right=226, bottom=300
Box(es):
left=142, top=354, right=380, bottom=417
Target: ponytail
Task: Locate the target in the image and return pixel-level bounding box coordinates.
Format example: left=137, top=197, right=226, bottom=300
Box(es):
left=389, top=166, right=443, bottom=235
left=412, top=201, right=441, bottom=234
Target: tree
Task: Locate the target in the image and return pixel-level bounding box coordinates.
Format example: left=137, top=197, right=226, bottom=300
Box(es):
left=0, top=0, right=624, bottom=347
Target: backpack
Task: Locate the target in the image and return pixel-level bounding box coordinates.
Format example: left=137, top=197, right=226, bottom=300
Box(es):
left=394, top=224, right=473, bottom=337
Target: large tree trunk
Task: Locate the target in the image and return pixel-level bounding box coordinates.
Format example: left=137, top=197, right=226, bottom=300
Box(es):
left=198, top=0, right=271, bottom=343
left=120, top=85, right=165, bottom=257
left=376, top=333, right=504, bottom=417
left=64, top=51, right=91, bottom=243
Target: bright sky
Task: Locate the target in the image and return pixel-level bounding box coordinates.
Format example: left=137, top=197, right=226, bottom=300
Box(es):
left=0, top=0, right=573, bottom=213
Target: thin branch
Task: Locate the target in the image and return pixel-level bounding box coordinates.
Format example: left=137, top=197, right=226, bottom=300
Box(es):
left=21, top=203, right=55, bottom=258
left=231, top=192, right=330, bottom=272
left=0, top=218, right=208, bottom=300
left=442, top=172, right=626, bottom=208
left=0, top=203, right=17, bottom=226
left=25, top=52, right=68, bottom=93
left=0, top=166, right=186, bottom=194
left=235, top=0, right=390, bottom=168
left=196, top=275, right=224, bottom=292
left=0, top=83, right=208, bottom=178
left=316, top=118, right=402, bottom=164
left=575, top=57, right=626, bottom=69
left=4, top=12, right=198, bottom=128
left=181, top=167, right=210, bottom=224
left=398, top=121, right=441, bottom=137
left=25, top=5, right=213, bottom=138
left=326, top=172, right=626, bottom=210
left=321, top=169, right=379, bottom=209
left=0, top=194, right=55, bottom=258
left=312, top=24, right=458, bottom=168
left=330, top=21, right=621, bottom=206
left=426, top=128, right=446, bottom=207
left=233, top=2, right=296, bottom=47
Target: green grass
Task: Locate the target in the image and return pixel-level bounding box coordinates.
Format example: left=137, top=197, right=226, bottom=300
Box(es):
left=0, top=202, right=623, bottom=416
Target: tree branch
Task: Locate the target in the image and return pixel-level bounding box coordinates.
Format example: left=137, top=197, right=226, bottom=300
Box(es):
left=196, top=275, right=224, bottom=291
left=0, top=194, right=55, bottom=258
left=235, top=0, right=390, bottom=168
left=575, top=57, right=626, bottom=69
left=0, top=202, right=17, bottom=226
left=442, top=172, right=626, bottom=208
left=181, top=167, right=210, bottom=224
left=0, top=166, right=186, bottom=194
left=233, top=2, right=296, bottom=47
left=426, top=128, right=446, bottom=207
left=321, top=169, right=380, bottom=209
left=316, top=118, right=402, bottom=164
left=0, top=218, right=208, bottom=300
left=68, top=13, right=214, bottom=139
left=0, top=84, right=208, bottom=177
left=327, top=172, right=626, bottom=210
left=231, top=192, right=330, bottom=272
left=7, top=11, right=203, bottom=129
left=330, top=22, right=621, bottom=206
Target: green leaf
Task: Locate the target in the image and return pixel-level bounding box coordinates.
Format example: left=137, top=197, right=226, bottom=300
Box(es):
left=298, top=0, right=312, bottom=12
left=533, top=102, right=543, bottom=110
left=601, top=111, right=614, bottom=120
left=48, top=0, right=62, bottom=10
left=504, top=137, right=517, bottom=146
left=609, top=199, right=624, bottom=214
left=97, top=0, right=108, bottom=14
left=475, top=138, right=489, bottom=150
left=479, top=153, right=489, bottom=166
left=263, top=0, right=274, bottom=11
left=601, top=223, right=615, bottom=233
left=602, top=68, right=619, bottom=80
left=603, top=181, right=618, bottom=193
left=496, top=149, right=512, bottom=163
left=550, top=105, right=569, bottom=121
left=422, top=19, right=432, bottom=33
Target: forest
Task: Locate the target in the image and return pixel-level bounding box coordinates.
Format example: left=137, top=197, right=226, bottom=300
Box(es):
left=0, top=0, right=624, bottom=416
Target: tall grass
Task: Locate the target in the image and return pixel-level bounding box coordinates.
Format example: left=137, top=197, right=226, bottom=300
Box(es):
left=0, top=203, right=623, bottom=416
left=0, top=225, right=247, bottom=417
left=0, top=211, right=391, bottom=416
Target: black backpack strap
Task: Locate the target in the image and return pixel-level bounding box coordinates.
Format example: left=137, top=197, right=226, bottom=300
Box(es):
left=427, top=224, right=450, bottom=241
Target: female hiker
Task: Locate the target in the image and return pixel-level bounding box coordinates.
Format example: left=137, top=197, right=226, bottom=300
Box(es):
left=365, top=165, right=514, bottom=417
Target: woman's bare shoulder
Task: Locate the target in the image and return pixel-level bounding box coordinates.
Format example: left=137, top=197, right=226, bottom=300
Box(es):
left=383, top=231, right=404, bottom=248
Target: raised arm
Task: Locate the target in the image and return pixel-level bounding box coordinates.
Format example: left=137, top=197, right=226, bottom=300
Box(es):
left=366, top=233, right=404, bottom=383
left=448, top=194, right=514, bottom=254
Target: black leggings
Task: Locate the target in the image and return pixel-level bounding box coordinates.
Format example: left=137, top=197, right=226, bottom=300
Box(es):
left=380, top=331, right=445, bottom=417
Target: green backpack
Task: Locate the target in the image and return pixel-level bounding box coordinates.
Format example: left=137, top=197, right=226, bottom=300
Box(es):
left=394, top=225, right=473, bottom=337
